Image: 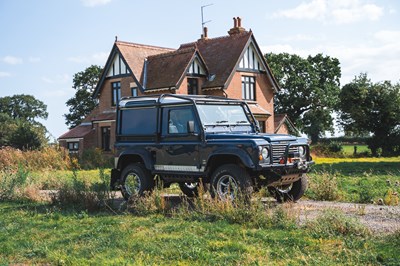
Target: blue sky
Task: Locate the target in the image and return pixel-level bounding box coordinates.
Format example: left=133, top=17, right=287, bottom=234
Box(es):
left=1, top=0, right=399, bottom=139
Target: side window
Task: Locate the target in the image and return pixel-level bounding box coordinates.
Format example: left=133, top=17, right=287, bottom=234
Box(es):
left=120, top=107, right=157, bottom=135
left=164, top=107, right=198, bottom=135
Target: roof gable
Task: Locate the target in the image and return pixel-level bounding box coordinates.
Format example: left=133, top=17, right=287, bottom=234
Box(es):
left=181, top=31, right=252, bottom=89
left=93, top=41, right=174, bottom=97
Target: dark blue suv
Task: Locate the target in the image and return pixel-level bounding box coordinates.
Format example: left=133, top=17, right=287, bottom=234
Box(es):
left=111, top=94, right=314, bottom=202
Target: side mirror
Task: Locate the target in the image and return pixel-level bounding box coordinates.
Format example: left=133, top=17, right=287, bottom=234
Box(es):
left=187, top=120, right=195, bottom=134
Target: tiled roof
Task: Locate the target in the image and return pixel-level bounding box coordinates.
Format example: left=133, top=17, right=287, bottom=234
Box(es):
left=248, top=102, right=271, bottom=117
left=180, top=31, right=253, bottom=89
left=115, top=41, right=175, bottom=84
left=91, top=112, right=115, bottom=122
left=145, top=47, right=196, bottom=90
left=58, top=124, right=93, bottom=139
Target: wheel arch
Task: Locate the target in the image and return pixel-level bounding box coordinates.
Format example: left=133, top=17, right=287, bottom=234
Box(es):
left=206, top=150, right=254, bottom=176
left=117, top=150, right=153, bottom=171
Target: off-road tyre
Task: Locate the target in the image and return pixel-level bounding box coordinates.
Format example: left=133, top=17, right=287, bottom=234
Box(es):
left=210, top=164, right=253, bottom=201
left=120, top=163, right=154, bottom=200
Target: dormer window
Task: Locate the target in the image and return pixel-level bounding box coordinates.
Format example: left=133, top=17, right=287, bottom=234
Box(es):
left=239, top=43, right=265, bottom=71
left=187, top=58, right=206, bottom=76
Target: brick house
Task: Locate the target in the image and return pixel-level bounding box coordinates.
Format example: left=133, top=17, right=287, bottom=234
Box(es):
left=59, top=17, right=291, bottom=156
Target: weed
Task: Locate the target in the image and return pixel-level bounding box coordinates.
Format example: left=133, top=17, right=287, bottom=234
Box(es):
left=0, top=164, right=29, bottom=200
left=307, top=171, right=340, bottom=201
left=306, top=209, right=370, bottom=238
left=357, top=178, right=377, bottom=203
left=51, top=168, right=113, bottom=212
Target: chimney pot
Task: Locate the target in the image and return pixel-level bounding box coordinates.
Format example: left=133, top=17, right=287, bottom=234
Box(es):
left=237, top=17, right=241, bottom=27
left=233, top=17, right=237, bottom=28
left=204, top=27, right=208, bottom=38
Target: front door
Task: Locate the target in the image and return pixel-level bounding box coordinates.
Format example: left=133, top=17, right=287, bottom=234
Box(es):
left=101, top=126, right=111, bottom=151
left=155, top=105, right=202, bottom=173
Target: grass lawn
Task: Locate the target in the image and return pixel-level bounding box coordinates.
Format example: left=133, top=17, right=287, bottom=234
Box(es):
left=309, top=157, right=400, bottom=203
left=341, top=145, right=370, bottom=156
left=0, top=201, right=399, bottom=265
left=1, top=157, right=400, bottom=264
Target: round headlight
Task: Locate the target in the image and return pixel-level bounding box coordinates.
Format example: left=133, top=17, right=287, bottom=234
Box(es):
left=261, top=147, right=269, bottom=161
left=298, top=146, right=306, bottom=157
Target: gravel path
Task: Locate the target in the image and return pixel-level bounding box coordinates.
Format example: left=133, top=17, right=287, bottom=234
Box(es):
left=289, top=200, right=400, bottom=234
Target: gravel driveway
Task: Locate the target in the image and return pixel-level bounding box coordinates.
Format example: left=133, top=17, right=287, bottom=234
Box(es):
left=288, top=200, right=400, bottom=234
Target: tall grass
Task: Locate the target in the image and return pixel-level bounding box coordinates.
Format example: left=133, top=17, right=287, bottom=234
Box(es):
left=0, top=165, right=29, bottom=200
left=0, top=146, right=71, bottom=171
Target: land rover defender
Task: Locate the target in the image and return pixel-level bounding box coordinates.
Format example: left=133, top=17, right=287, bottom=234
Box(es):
left=111, top=94, right=314, bottom=202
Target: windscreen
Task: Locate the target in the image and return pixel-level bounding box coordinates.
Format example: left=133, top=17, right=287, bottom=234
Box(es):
left=197, top=104, right=253, bottom=133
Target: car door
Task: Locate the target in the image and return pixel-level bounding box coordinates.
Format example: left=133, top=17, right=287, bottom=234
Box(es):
left=155, top=105, right=202, bottom=173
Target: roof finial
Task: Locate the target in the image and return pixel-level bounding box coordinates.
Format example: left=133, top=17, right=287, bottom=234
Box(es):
left=115, top=36, right=118, bottom=42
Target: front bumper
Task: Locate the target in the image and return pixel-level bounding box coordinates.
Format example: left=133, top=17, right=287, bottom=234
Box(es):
left=258, top=160, right=314, bottom=186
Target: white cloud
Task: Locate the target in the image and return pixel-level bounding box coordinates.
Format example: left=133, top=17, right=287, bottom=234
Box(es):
left=81, top=0, right=112, bottom=7
left=271, top=0, right=384, bottom=24
left=373, top=30, right=400, bottom=44
left=0, top=72, right=11, bottom=78
left=272, top=0, right=326, bottom=20
left=41, top=74, right=70, bottom=84
left=67, top=52, right=108, bottom=64
left=261, top=28, right=400, bottom=84
left=2, top=56, right=23, bottom=65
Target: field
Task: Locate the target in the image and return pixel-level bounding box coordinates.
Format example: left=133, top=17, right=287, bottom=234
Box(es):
left=0, top=156, right=399, bottom=265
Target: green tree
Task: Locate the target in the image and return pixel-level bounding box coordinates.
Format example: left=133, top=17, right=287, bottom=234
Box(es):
left=64, top=65, right=103, bottom=128
left=339, top=73, right=400, bottom=156
left=0, top=94, right=48, bottom=122
left=8, top=121, right=47, bottom=150
left=0, top=95, right=48, bottom=149
left=265, top=53, right=341, bottom=143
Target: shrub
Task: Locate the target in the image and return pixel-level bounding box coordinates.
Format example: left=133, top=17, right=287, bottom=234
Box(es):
left=311, top=143, right=344, bottom=157
left=0, top=146, right=71, bottom=171
left=79, top=148, right=113, bottom=170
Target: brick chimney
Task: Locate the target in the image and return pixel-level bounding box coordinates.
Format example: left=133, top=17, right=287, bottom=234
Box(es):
left=228, top=17, right=246, bottom=35
left=200, top=26, right=209, bottom=40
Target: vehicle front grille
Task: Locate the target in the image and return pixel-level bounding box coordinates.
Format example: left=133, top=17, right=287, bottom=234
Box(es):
left=271, top=143, right=299, bottom=164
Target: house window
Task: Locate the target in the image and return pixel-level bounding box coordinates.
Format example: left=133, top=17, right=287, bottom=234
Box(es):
left=101, top=127, right=111, bottom=151
left=67, top=142, right=79, bottom=152
left=242, top=76, right=255, bottom=100
left=187, top=78, right=198, bottom=95
left=131, top=87, right=138, bottom=97
left=258, top=120, right=266, bottom=133
left=112, top=82, right=121, bottom=106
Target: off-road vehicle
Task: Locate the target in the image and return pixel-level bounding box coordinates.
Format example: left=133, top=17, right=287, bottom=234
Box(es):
left=111, top=94, right=314, bottom=202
